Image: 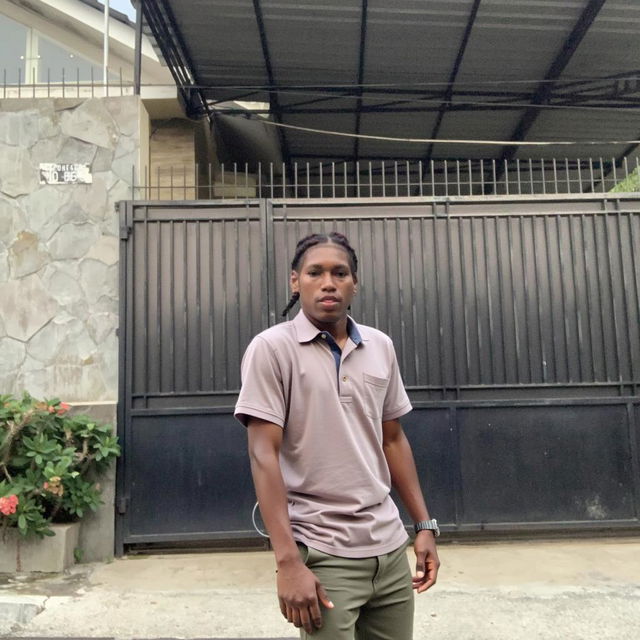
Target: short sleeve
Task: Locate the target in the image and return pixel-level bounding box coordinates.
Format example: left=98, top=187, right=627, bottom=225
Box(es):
left=381, top=338, right=412, bottom=422
left=234, top=336, right=287, bottom=428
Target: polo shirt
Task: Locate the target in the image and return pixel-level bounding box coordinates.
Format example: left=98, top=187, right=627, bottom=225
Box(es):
left=235, top=310, right=412, bottom=558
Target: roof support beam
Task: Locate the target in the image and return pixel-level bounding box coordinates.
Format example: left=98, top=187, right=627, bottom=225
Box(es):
left=353, top=0, right=369, bottom=164
left=499, top=0, right=606, bottom=163
left=252, top=0, right=292, bottom=172
left=424, top=0, right=481, bottom=162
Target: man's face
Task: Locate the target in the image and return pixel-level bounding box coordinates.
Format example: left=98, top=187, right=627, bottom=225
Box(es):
left=290, top=244, right=357, bottom=328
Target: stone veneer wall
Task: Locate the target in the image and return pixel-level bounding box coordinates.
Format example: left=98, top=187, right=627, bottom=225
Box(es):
left=0, top=95, right=147, bottom=560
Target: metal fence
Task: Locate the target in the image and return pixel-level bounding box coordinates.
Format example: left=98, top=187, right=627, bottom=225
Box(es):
left=133, top=157, right=640, bottom=201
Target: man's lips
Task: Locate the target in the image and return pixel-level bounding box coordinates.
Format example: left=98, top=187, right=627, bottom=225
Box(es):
left=318, top=296, right=340, bottom=306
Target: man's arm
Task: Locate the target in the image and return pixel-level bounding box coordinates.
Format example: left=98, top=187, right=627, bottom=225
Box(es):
left=247, top=418, right=333, bottom=633
left=382, top=418, right=440, bottom=593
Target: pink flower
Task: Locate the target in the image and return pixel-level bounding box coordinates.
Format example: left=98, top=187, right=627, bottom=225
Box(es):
left=56, top=402, right=70, bottom=415
left=0, top=495, right=19, bottom=516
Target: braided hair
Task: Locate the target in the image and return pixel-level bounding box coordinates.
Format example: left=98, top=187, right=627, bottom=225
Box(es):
left=281, top=232, right=358, bottom=316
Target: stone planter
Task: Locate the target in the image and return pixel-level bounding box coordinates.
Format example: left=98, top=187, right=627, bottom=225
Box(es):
left=0, top=522, right=80, bottom=573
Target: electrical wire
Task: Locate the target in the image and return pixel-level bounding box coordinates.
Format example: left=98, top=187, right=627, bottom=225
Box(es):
left=240, top=117, right=640, bottom=147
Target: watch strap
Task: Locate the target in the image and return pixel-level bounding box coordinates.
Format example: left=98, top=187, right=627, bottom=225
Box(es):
left=414, top=518, right=440, bottom=537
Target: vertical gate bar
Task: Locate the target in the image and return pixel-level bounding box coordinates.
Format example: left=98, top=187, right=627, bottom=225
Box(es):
left=394, top=161, right=399, bottom=197
left=457, top=217, right=472, bottom=384
left=614, top=204, right=635, bottom=382
left=156, top=221, right=163, bottom=390
left=455, top=160, right=461, bottom=196
left=528, top=158, right=534, bottom=194
left=344, top=162, right=348, bottom=197
left=491, top=159, right=497, bottom=194
left=623, top=156, right=629, bottom=181
left=294, top=162, right=298, bottom=199
left=430, top=160, right=435, bottom=196
left=382, top=161, right=386, bottom=197
left=446, top=216, right=460, bottom=391
left=266, top=200, right=277, bottom=326
left=542, top=216, right=558, bottom=381
left=221, top=163, right=226, bottom=200
left=368, top=162, right=373, bottom=197
left=482, top=217, right=496, bottom=383
left=470, top=218, right=483, bottom=382
left=208, top=221, right=215, bottom=388
left=208, top=163, right=213, bottom=199
left=370, top=218, right=379, bottom=328
left=599, top=157, right=606, bottom=193
left=195, top=220, right=202, bottom=390
left=556, top=215, right=571, bottom=382
left=354, top=218, right=365, bottom=320
left=143, top=218, right=149, bottom=405
left=577, top=158, right=583, bottom=194
left=531, top=216, right=548, bottom=382
left=221, top=219, right=228, bottom=388
left=259, top=201, right=269, bottom=330
left=468, top=159, right=473, bottom=195
left=507, top=217, right=521, bottom=383
left=580, top=214, right=596, bottom=381
left=419, top=161, right=423, bottom=197
left=319, top=162, right=323, bottom=198
left=282, top=162, right=286, bottom=199
left=332, top=162, right=336, bottom=198
left=170, top=165, right=174, bottom=200
left=495, top=217, right=508, bottom=382
left=235, top=218, right=242, bottom=386
left=169, top=220, right=176, bottom=390
left=444, top=160, right=449, bottom=197
left=357, top=161, right=361, bottom=198
left=603, top=206, right=623, bottom=386
left=258, top=162, right=262, bottom=199
left=480, top=159, right=485, bottom=196
left=408, top=218, right=421, bottom=383
left=552, top=158, right=558, bottom=194
left=116, top=201, right=133, bottom=554
left=565, top=158, right=571, bottom=193
left=245, top=163, right=249, bottom=197
left=182, top=221, right=189, bottom=390
left=306, top=162, right=310, bottom=199
left=612, top=157, right=618, bottom=186
left=504, top=160, right=509, bottom=195
left=406, top=160, right=411, bottom=197
left=520, top=216, right=533, bottom=382
left=593, top=213, right=611, bottom=380
left=429, top=217, right=446, bottom=392
left=589, top=158, right=595, bottom=192
left=450, top=407, right=464, bottom=529
left=516, top=158, right=521, bottom=194
left=567, top=215, right=584, bottom=380
left=628, top=212, right=640, bottom=387
left=396, top=218, right=408, bottom=380
left=382, top=217, right=391, bottom=334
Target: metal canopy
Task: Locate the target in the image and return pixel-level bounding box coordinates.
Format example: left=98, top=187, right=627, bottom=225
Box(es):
left=141, top=0, right=640, bottom=166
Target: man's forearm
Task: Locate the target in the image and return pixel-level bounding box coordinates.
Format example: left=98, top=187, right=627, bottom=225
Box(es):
left=248, top=445, right=300, bottom=565
left=383, top=426, right=430, bottom=523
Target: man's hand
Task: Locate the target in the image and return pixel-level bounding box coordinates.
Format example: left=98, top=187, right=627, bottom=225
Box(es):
left=412, top=530, right=440, bottom=593
left=277, top=557, right=334, bottom=634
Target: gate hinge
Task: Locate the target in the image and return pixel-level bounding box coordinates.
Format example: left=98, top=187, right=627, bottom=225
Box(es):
left=117, top=497, right=129, bottom=514
left=119, top=221, right=132, bottom=239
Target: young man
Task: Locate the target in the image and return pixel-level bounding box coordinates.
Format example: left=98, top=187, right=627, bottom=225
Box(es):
left=235, top=232, right=439, bottom=639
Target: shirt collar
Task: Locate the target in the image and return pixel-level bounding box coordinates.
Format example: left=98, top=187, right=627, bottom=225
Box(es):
left=292, top=310, right=364, bottom=346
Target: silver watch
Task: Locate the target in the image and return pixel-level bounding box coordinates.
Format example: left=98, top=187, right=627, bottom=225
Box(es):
left=414, top=518, right=440, bottom=537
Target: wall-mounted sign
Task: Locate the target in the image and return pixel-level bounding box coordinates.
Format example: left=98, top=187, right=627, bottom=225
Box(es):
left=39, top=163, right=93, bottom=185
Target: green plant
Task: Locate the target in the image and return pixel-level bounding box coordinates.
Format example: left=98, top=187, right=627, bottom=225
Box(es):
left=0, top=392, right=120, bottom=539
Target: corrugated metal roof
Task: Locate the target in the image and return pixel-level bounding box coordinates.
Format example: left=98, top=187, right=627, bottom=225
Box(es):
left=144, top=0, right=640, bottom=164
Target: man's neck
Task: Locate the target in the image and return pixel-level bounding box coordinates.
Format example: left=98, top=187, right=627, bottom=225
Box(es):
left=304, top=312, right=349, bottom=345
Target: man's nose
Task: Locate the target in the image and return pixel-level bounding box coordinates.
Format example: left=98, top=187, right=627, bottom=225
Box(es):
left=320, top=273, right=336, bottom=289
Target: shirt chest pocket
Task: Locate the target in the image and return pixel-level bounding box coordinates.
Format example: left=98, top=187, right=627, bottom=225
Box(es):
left=362, top=372, right=389, bottom=420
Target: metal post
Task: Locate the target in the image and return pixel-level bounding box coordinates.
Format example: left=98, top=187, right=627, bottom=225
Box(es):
left=134, top=0, right=144, bottom=95
left=103, top=0, right=110, bottom=96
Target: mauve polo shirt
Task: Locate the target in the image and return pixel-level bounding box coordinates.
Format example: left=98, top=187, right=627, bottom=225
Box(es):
left=235, top=310, right=412, bottom=558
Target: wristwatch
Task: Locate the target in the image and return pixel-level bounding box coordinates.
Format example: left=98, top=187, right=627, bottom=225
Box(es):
left=414, top=519, right=440, bottom=537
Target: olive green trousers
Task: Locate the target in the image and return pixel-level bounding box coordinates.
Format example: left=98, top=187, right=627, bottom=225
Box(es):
left=298, top=542, right=414, bottom=640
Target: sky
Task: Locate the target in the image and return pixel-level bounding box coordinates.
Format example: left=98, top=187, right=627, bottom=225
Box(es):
left=98, top=0, right=136, bottom=21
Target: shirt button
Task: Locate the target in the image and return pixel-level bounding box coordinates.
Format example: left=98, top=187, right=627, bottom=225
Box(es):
left=321, top=334, right=326, bottom=339
left=342, top=375, right=348, bottom=382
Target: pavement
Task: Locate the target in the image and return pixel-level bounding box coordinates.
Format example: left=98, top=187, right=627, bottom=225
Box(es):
left=0, top=536, right=639, bottom=639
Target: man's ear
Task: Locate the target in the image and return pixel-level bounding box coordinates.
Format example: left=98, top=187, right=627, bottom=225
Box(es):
left=290, top=270, right=299, bottom=293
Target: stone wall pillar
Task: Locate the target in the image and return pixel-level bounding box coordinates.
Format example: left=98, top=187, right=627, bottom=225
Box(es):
left=0, top=95, right=147, bottom=561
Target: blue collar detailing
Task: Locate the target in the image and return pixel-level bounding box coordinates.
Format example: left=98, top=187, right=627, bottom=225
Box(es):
left=317, top=318, right=362, bottom=376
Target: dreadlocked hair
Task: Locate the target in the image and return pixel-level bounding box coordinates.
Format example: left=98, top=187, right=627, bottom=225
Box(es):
left=281, top=232, right=358, bottom=317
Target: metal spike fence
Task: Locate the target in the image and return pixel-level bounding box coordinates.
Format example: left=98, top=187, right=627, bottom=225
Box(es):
left=132, top=157, right=640, bottom=201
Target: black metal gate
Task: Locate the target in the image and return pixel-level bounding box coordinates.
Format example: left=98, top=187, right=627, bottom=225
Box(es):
left=117, top=194, right=640, bottom=551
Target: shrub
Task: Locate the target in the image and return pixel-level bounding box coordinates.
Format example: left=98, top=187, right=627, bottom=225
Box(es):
left=0, top=392, right=120, bottom=539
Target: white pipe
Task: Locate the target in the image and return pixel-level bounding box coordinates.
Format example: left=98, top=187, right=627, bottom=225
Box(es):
left=103, top=0, right=110, bottom=95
